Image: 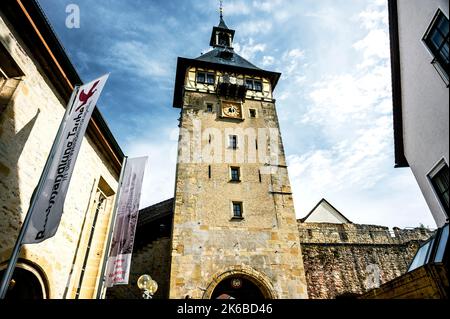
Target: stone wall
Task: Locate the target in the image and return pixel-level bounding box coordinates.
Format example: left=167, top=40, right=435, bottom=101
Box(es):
left=298, top=222, right=433, bottom=245
left=0, top=12, right=119, bottom=299
left=169, top=89, right=308, bottom=299
left=298, top=221, right=434, bottom=299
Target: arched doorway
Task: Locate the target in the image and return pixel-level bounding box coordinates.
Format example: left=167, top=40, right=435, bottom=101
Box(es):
left=0, top=263, right=48, bottom=299
left=203, top=266, right=277, bottom=299
left=211, top=276, right=265, bottom=299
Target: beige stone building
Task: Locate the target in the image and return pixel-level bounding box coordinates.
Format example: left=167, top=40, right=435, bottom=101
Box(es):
left=108, top=16, right=309, bottom=299
left=168, top=15, right=308, bottom=299
left=0, top=1, right=124, bottom=299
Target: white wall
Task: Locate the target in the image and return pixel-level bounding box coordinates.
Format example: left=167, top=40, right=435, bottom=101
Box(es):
left=397, top=0, right=449, bottom=227
left=304, top=201, right=347, bottom=224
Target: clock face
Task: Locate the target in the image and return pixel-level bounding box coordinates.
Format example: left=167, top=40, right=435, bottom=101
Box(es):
left=222, top=101, right=242, bottom=119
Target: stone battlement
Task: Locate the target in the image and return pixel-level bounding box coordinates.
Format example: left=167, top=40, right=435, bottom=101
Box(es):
left=298, top=221, right=434, bottom=245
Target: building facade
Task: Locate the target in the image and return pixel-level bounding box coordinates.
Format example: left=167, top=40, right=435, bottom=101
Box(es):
left=389, top=0, right=449, bottom=227
left=167, top=16, right=308, bottom=299
left=0, top=1, right=124, bottom=299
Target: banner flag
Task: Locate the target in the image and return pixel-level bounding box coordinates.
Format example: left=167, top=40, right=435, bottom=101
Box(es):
left=105, top=156, right=148, bottom=287
left=22, top=74, right=109, bottom=244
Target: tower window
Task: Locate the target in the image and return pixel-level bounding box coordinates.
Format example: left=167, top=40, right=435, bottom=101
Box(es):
left=245, top=79, right=263, bottom=92
left=197, top=72, right=215, bottom=84
left=249, top=109, right=256, bottom=118
left=232, top=202, right=243, bottom=219
left=423, top=10, right=449, bottom=84
left=206, top=103, right=213, bottom=112
left=230, top=167, right=240, bottom=182
left=429, top=161, right=449, bottom=215
left=254, top=81, right=262, bottom=91
left=229, top=135, right=238, bottom=149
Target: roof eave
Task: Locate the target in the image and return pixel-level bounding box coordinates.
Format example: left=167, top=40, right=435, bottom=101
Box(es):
left=388, top=0, right=409, bottom=168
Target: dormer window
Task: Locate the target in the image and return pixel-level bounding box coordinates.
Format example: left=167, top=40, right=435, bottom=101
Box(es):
left=245, top=79, right=262, bottom=92
left=197, top=72, right=215, bottom=85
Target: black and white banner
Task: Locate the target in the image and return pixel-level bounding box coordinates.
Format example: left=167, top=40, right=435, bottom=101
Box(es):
left=105, top=156, right=147, bottom=287
left=22, top=74, right=109, bottom=244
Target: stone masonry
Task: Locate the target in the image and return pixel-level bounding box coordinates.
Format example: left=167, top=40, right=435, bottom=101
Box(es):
left=298, top=222, right=434, bottom=298
left=169, top=88, right=308, bottom=299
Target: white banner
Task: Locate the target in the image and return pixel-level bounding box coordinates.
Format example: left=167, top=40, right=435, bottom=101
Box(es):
left=105, top=157, right=148, bottom=287
left=22, top=74, right=109, bottom=244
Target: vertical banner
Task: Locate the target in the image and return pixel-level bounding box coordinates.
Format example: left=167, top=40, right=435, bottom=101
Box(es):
left=105, top=156, right=148, bottom=287
left=22, top=74, right=109, bottom=244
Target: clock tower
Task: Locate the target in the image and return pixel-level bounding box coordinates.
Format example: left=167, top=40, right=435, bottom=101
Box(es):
left=169, top=13, right=308, bottom=299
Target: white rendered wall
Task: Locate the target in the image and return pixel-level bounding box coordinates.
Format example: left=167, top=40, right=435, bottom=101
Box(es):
left=397, top=0, right=449, bottom=227
left=303, top=202, right=347, bottom=224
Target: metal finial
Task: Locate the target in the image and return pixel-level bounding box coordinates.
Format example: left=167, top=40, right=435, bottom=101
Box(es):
left=219, top=0, right=223, bottom=19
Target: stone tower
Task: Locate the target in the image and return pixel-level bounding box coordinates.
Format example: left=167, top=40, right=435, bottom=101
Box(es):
left=169, top=14, right=308, bottom=299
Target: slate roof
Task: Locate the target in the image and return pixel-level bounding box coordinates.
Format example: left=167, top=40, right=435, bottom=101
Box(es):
left=195, top=48, right=261, bottom=71
left=218, top=17, right=228, bottom=29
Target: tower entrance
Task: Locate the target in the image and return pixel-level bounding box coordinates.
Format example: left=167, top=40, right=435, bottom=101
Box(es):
left=211, top=276, right=265, bottom=299
left=0, top=264, right=47, bottom=299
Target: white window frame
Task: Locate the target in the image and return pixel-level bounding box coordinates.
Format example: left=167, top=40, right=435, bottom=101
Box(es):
left=427, top=157, right=449, bottom=219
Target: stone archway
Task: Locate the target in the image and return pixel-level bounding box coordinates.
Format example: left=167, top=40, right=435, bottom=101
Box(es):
left=0, top=261, right=49, bottom=299
left=203, top=265, right=277, bottom=299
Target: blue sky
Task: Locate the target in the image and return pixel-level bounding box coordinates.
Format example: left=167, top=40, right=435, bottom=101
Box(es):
left=38, top=0, right=436, bottom=229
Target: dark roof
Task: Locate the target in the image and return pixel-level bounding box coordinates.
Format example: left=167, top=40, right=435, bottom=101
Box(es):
left=299, top=198, right=352, bottom=224
left=388, top=0, right=409, bottom=168
left=195, top=48, right=261, bottom=71
left=218, top=17, right=228, bottom=29
left=1, top=0, right=124, bottom=172
left=137, top=198, right=174, bottom=228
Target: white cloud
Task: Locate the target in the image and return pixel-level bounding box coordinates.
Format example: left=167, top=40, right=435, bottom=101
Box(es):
left=284, top=0, right=435, bottom=229
left=280, top=48, right=306, bottom=78
left=357, top=8, right=388, bottom=30
left=302, top=63, right=391, bottom=126
left=104, top=40, right=169, bottom=78
left=353, top=29, right=390, bottom=61
left=126, top=129, right=178, bottom=209
left=234, top=38, right=266, bottom=60
left=252, top=0, right=283, bottom=13
left=223, top=0, right=251, bottom=16
left=237, top=20, right=273, bottom=36
left=262, top=55, right=275, bottom=66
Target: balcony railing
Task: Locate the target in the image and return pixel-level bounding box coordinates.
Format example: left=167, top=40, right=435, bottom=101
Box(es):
left=216, top=75, right=247, bottom=99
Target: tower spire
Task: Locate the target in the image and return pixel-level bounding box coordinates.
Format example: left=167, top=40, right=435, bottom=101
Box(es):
left=217, top=0, right=228, bottom=29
